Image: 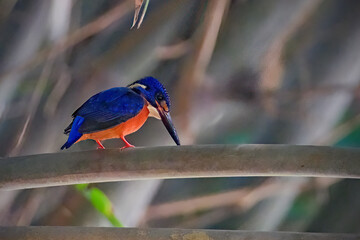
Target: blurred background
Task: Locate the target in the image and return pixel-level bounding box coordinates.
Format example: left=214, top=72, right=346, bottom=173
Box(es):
left=0, top=0, right=360, bottom=233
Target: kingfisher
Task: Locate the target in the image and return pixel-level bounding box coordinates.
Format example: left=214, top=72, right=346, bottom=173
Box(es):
left=61, top=76, right=180, bottom=150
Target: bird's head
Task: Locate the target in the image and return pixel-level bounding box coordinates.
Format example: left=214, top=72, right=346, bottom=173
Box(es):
left=128, top=76, right=180, bottom=145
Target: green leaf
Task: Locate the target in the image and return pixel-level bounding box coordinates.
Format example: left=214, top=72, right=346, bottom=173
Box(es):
left=87, top=188, right=113, bottom=216
left=75, top=183, right=89, bottom=191
left=75, top=184, right=124, bottom=227
left=108, top=214, right=124, bottom=227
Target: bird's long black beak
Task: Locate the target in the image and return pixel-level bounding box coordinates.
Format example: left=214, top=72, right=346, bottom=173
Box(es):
left=157, top=107, right=180, bottom=145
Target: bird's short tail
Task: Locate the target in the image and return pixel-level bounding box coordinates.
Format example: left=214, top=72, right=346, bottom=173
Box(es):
left=61, top=116, right=84, bottom=150
left=60, top=141, right=73, bottom=150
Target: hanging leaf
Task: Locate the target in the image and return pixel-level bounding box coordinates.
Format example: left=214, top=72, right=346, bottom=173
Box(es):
left=75, top=183, right=89, bottom=191
left=87, top=188, right=113, bottom=216
left=131, top=0, right=150, bottom=29
left=131, top=0, right=143, bottom=29
left=136, top=0, right=149, bottom=29
left=75, top=184, right=124, bottom=227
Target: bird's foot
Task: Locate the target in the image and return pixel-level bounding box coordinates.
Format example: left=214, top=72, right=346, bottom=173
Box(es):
left=121, top=144, right=135, bottom=150
left=96, top=140, right=105, bottom=149
left=120, top=136, right=135, bottom=150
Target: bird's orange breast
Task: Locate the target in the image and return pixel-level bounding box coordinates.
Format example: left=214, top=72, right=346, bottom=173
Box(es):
left=78, top=104, right=150, bottom=142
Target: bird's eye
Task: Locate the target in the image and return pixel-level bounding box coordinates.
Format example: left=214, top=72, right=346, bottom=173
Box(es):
left=157, top=95, right=164, bottom=101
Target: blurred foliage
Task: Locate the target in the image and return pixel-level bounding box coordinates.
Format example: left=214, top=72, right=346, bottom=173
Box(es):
left=0, top=0, right=359, bottom=233
left=75, top=184, right=124, bottom=227
left=336, top=126, right=360, bottom=148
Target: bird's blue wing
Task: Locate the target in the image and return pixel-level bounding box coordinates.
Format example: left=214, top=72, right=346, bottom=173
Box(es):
left=72, top=87, right=145, bottom=133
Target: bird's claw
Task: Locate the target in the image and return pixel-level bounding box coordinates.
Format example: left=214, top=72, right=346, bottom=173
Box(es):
left=121, top=144, right=135, bottom=150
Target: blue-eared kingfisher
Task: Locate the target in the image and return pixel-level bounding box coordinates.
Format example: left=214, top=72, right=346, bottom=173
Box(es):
left=61, top=76, right=180, bottom=150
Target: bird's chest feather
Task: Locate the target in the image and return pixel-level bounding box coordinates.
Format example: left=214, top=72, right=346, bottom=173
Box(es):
left=79, top=105, right=150, bottom=141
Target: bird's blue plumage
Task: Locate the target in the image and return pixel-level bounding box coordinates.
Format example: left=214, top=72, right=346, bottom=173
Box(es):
left=73, top=87, right=144, bottom=130
left=128, top=77, right=171, bottom=111
left=62, top=76, right=180, bottom=150
left=72, top=87, right=145, bottom=133
left=62, top=88, right=145, bottom=149
left=61, top=116, right=84, bottom=149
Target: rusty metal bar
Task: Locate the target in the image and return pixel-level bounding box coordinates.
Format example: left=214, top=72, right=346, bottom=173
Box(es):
left=0, top=144, right=360, bottom=190
left=0, top=227, right=358, bottom=240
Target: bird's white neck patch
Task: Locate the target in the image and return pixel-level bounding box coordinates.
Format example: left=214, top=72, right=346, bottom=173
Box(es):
left=147, top=105, right=161, bottom=119
left=129, top=83, right=147, bottom=89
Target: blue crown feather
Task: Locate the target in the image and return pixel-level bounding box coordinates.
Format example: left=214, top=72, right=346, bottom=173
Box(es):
left=129, top=76, right=171, bottom=110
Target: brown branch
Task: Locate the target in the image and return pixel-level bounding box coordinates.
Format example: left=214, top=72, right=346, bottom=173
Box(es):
left=142, top=177, right=337, bottom=224
left=143, top=179, right=300, bottom=222
left=156, top=40, right=191, bottom=60
left=143, top=180, right=273, bottom=221
left=0, top=145, right=359, bottom=190
left=142, top=178, right=338, bottom=228
left=0, top=0, right=133, bottom=83
left=314, top=113, right=360, bottom=145
left=175, top=0, right=230, bottom=139
left=0, top=226, right=358, bottom=240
